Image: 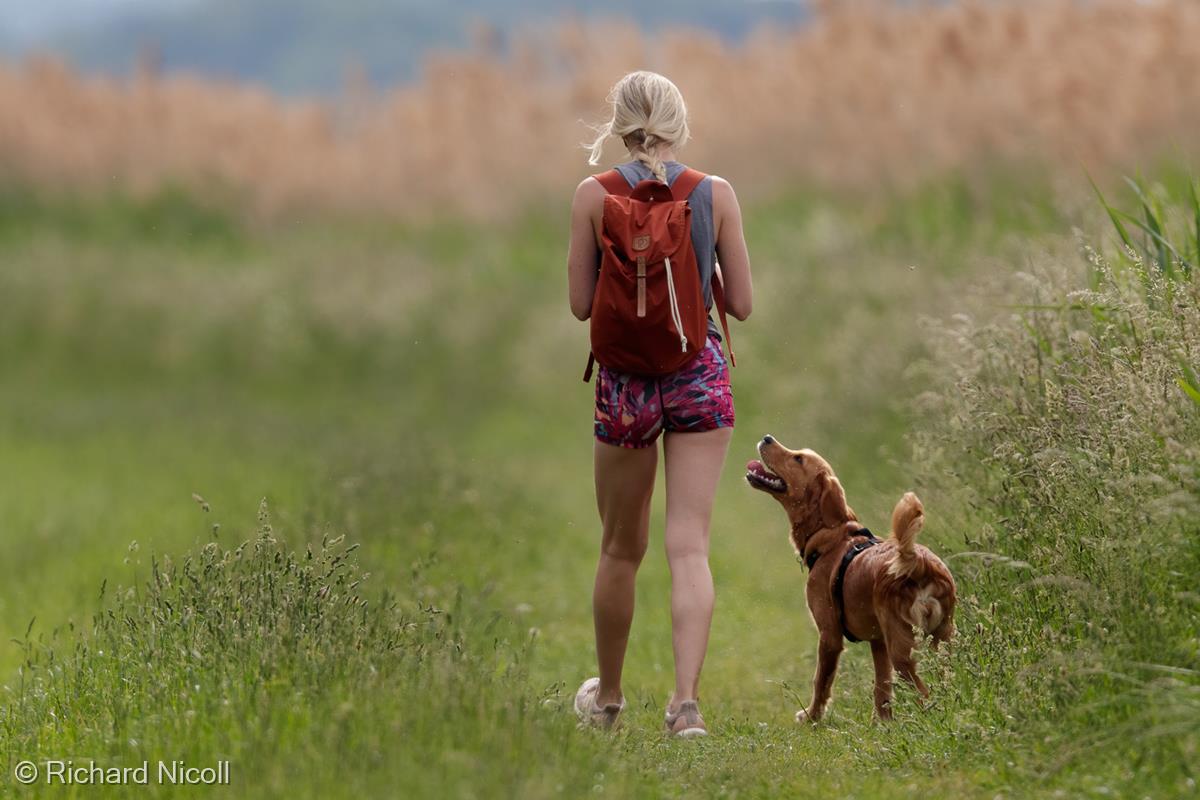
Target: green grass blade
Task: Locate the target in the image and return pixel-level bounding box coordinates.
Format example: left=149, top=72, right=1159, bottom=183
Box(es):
left=1177, top=376, right=1200, bottom=406
left=1179, top=360, right=1200, bottom=407
left=1088, top=173, right=1135, bottom=253
left=1020, top=317, right=1053, bottom=356
left=1114, top=208, right=1192, bottom=274
left=1124, top=177, right=1174, bottom=277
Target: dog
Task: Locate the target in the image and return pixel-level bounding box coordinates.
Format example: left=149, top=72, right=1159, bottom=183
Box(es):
left=745, top=435, right=957, bottom=722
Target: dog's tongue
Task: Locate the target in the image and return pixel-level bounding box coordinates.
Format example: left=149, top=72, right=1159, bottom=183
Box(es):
left=746, top=459, right=763, bottom=472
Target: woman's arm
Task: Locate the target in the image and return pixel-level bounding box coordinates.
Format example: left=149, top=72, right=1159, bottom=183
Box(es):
left=567, top=177, right=606, bottom=321
left=711, top=176, right=753, bottom=321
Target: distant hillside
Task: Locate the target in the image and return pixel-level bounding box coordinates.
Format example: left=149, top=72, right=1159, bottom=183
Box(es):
left=4, top=0, right=809, bottom=94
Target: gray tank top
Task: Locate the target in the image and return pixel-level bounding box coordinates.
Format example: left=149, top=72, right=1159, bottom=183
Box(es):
left=612, top=160, right=721, bottom=341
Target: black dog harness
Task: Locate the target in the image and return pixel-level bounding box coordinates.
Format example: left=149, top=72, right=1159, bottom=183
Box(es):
left=804, top=527, right=881, bottom=643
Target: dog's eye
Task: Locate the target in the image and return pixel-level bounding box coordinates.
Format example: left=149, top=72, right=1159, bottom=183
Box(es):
left=793, top=455, right=804, bottom=464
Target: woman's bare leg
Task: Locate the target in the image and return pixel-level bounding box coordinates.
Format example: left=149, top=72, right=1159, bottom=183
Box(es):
left=592, top=439, right=657, bottom=706
left=662, top=426, right=732, bottom=706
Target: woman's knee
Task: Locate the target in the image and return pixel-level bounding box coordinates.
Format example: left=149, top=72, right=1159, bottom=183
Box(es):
left=601, top=533, right=649, bottom=565
left=664, top=525, right=710, bottom=566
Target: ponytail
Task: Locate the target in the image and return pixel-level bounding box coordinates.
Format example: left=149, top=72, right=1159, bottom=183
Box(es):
left=585, top=71, right=689, bottom=184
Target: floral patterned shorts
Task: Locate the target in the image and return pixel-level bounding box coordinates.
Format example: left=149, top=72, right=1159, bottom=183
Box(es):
left=594, top=333, right=735, bottom=449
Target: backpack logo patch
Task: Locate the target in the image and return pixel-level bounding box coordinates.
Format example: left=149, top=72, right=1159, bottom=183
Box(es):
left=632, top=235, right=651, bottom=251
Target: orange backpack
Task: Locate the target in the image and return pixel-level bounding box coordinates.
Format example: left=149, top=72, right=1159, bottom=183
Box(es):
left=583, top=167, right=735, bottom=381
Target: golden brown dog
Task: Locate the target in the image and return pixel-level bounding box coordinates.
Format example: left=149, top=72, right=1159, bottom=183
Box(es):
left=746, top=435, right=957, bottom=722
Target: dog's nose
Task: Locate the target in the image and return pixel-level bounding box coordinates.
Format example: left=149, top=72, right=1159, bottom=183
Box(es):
left=762, top=435, right=775, bottom=445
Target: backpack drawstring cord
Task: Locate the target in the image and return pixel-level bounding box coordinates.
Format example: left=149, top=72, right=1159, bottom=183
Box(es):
left=663, top=256, right=688, bottom=353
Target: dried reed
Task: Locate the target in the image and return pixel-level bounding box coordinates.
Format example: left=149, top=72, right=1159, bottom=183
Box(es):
left=2, top=0, right=1199, bottom=219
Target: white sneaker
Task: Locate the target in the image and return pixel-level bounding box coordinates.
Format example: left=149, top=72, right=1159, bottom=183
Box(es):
left=574, top=677, right=624, bottom=729
left=664, top=699, right=708, bottom=738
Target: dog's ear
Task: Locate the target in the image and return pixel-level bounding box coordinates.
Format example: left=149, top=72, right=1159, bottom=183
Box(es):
left=819, top=472, right=851, bottom=528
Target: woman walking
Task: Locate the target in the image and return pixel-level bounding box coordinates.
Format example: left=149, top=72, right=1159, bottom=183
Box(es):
left=566, top=71, right=753, bottom=736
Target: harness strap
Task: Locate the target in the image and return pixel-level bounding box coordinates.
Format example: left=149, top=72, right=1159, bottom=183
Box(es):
left=832, top=528, right=881, bottom=643
left=802, top=526, right=878, bottom=570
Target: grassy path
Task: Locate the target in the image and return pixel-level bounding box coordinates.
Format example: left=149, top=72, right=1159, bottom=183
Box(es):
left=2, top=182, right=1193, bottom=797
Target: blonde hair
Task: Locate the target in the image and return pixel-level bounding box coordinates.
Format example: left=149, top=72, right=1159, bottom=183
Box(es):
left=586, top=71, right=691, bottom=184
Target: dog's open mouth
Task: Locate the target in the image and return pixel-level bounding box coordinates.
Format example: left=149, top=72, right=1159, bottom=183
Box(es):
left=745, top=460, right=786, bottom=494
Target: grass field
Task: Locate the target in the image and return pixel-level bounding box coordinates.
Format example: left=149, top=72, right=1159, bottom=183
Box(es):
left=0, top=170, right=1197, bottom=798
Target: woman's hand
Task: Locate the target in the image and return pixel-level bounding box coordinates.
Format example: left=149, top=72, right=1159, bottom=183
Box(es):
left=567, top=176, right=606, bottom=320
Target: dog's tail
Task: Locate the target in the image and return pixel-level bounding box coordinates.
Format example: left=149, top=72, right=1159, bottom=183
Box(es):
left=887, top=492, right=926, bottom=580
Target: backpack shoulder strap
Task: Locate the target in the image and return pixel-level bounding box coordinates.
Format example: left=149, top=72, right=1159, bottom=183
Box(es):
left=592, top=169, right=633, bottom=197
left=670, top=168, right=706, bottom=202
left=711, top=266, right=737, bottom=368
left=668, top=166, right=733, bottom=365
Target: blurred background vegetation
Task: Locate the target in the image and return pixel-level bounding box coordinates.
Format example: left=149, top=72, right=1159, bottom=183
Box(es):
left=2, top=0, right=809, bottom=92
left=0, top=1, right=1197, bottom=798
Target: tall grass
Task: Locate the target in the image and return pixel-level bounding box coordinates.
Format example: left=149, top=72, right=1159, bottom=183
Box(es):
left=1, top=501, right=568, bottom=798
left=3, top=0, right=1200, bottom=217
left=1090, top=174, right=1200, bottom=280
left=909, top=179, right=1200, bottom=791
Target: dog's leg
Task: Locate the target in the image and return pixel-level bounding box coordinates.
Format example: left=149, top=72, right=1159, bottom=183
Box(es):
left=797, top=635, right=843, bottom=723
left=884, top=623, right=929, bottom=704
left=870, top=639, right=894, bottom=721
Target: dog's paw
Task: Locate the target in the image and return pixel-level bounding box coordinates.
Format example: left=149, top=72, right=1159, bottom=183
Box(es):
left=795, top=708, right=813, bottom=724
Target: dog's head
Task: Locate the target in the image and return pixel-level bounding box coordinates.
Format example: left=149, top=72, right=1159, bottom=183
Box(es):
left=745, top=435, right=855, bottom=552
